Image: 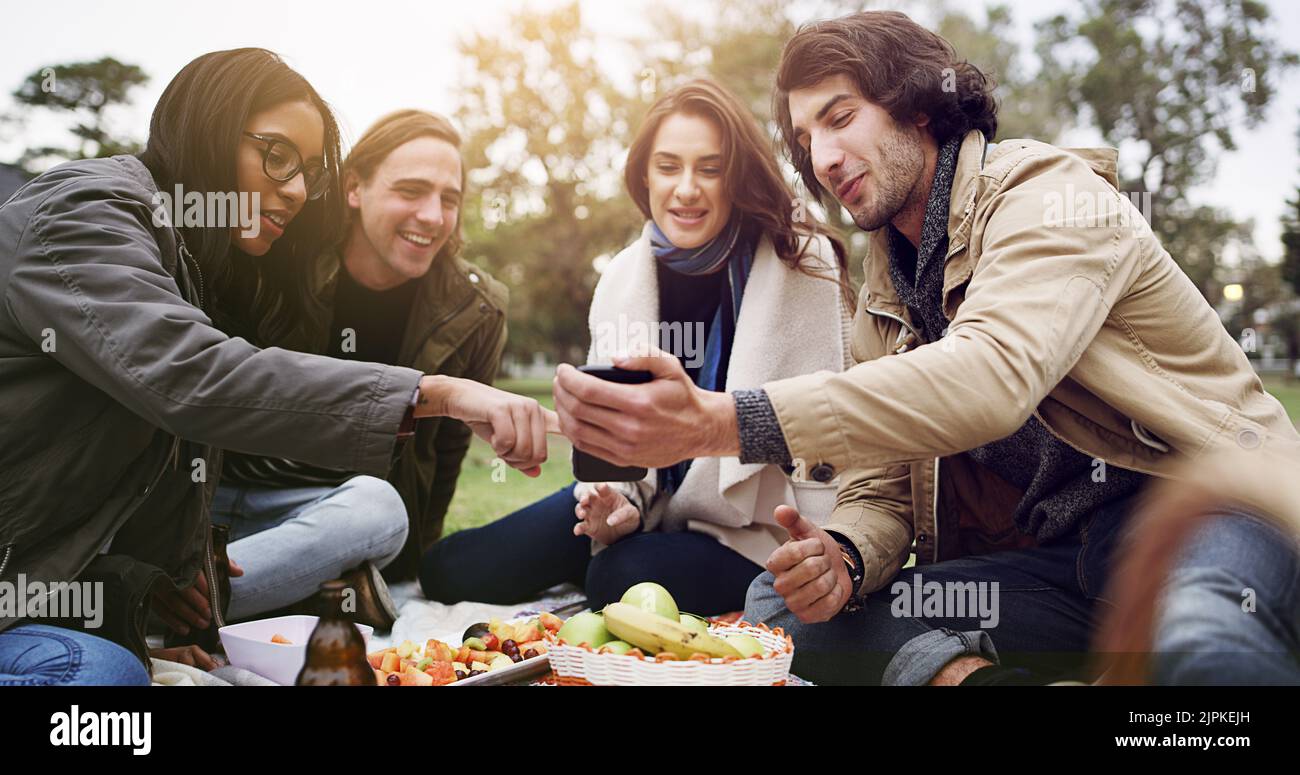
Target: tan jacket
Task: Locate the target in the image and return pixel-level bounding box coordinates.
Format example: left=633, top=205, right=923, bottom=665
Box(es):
left=577, top=223, right=853, bottom=566
left=763, top=130, right=1300, bottom=597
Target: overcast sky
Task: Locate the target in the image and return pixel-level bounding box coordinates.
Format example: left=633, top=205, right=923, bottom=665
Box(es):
left=2, top=0, right=1296, bottom=261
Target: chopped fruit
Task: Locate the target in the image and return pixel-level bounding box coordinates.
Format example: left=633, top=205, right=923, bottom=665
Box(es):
left=364, top=617, right=549, bottom=685
left=399, top=669, right=434, bottom=687
left=539, top=612, right=563, bottom=633
left=512, top=621, right=543, bottom=643
left=425, top=639, right=455, bottom=663
left=424, top=661, right=457, bottom=686
left=270, top=633, right=292, bottom=644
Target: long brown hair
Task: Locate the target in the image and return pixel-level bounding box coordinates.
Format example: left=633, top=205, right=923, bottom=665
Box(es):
left=141, top=48, right=346, bottom=346
left=625, top=78, right=852, bottom=307
left=343, top=109, right=466, bottom=263
left=775, top=11, right=999, bottom=204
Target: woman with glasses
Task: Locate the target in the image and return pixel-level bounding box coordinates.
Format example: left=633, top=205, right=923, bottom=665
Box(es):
left=0, top=48, right=555, bottom=685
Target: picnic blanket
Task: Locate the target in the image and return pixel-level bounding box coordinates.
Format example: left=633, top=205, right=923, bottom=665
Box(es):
left=373, top=581, right=586, bottom=651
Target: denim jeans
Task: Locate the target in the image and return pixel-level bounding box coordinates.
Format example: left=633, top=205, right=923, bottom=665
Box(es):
left=211, top=475, right=408, bottom=620
left=1150, top=513, right=1300, bottom=685
left=420, top=483, right=765, bottom=615
left=746, top=501, right=1300, bottom=685
left=0, top=623, right=150, bottom=686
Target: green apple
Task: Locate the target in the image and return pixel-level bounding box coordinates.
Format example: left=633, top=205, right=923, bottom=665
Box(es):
left=620, top=582, right=679, bottom=621
left=556, top=611, right=613, bottom=648
left=724, top=634, right=765, bottom=659
left=599, top=640, right=634, bottom=655
left=679, top=613, right=709, bottom=636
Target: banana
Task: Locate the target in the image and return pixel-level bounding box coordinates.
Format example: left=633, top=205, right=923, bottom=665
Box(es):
left=602, top=603, right=743, bottom=659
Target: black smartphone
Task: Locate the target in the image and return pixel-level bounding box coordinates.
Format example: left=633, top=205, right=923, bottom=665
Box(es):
left=572, top=364, right=653, bottom=482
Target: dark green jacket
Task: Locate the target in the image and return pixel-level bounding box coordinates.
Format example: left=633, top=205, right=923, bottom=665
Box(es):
left=0, top=156, right=423, bottom=662
left=284, top=247, right=508, bottom=580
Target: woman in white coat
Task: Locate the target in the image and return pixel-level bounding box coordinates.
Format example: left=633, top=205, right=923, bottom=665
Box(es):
left=421, top=79, right=853, bottom=614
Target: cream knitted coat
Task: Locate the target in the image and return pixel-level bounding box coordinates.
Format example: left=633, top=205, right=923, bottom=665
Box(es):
left=575, top=222, right=853, bottom=567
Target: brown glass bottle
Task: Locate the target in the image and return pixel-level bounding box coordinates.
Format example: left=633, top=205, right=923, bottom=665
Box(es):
left=295, top=580, right=375, bottom=686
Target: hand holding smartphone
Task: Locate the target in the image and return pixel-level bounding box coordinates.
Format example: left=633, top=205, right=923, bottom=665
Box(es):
left=571, top=365, right=653, bottom=482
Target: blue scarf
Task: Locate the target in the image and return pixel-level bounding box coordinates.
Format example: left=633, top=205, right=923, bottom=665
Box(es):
left=649, top=215, right=755, bottom=493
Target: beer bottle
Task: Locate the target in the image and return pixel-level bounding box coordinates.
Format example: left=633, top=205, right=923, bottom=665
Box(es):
left=295, top=580, right=374, bottom=686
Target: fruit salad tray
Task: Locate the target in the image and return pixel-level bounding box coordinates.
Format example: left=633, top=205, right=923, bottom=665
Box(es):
left=366, top=613, right=563, bottom=686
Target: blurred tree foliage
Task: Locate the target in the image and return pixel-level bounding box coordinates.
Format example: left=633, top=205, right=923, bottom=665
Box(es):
left=454, top=2, right=644, bottom=363
left=9, top=57, right=148, bottom=171
left=457, top=0, right=1064, bottom=361
left=1283, top=115, right=1300, bottom=298
left=1036, top=0, right=1297, bottom=300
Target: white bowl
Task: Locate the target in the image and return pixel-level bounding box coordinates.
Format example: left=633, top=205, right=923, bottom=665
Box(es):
left=218, top=615, right=374, bottom=686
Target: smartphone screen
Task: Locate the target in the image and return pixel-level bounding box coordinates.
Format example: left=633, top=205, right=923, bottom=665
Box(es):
left=572, top=365, right=653, bottom=482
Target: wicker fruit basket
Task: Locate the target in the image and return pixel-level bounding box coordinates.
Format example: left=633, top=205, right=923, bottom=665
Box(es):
left=546, top=620, right=793, bottom=686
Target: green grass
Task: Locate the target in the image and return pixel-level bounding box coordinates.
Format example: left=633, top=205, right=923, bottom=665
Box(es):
left=1262, top=378, right=1300, bottom=426
left=443, top=378, right=572, bottom=535
left=442, top=377, right=1300, bottom=537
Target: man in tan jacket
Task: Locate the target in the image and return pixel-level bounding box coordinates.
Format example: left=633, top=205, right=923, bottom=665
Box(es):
left=554, top=11, right=1300, bottom=685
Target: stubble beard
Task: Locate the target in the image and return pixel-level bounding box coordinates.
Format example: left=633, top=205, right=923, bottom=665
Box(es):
left=845, top=124, right=925, bottom=233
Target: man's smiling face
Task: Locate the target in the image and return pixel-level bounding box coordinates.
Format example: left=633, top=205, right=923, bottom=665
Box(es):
left=787, top=73, right=927, bottom=232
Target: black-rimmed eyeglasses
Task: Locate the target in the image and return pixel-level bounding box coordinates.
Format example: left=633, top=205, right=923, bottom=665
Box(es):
left=242, top=132, right=330, bottom=201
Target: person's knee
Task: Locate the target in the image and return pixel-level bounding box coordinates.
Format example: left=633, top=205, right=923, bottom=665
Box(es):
left=341, top=476, right=409, bottom=557
left=90, top=640, right=151, bottom=686
left=743, top=572, right=791, bottom=626
left=418, top=533, right=467, bottom=603
left=7, top=626, right=150, bottom=686
left=1150, top=564, right=1288, bottom=685
left=584, top=547, right=643, bottom=610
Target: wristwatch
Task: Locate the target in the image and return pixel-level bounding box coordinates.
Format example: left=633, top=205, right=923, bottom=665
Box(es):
left=830, top=532, right=865, bottom=613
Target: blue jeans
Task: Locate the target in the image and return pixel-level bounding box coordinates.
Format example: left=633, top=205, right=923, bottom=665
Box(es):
left=746, top=504, right=1300, bottom=685
left=419, top=484, right=764, bottom=615
left=211, top=475, right=408, bottom=620
left=0, top=623, right=150, bottom=686
left=1150, top=513, right=1300, bottom=685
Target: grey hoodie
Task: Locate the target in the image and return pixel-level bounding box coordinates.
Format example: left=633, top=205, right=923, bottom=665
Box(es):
left=0, top=155, right=422, bottom=661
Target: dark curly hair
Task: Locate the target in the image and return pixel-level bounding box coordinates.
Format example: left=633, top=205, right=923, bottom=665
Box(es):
left=774, top=10, right=999, bottom=202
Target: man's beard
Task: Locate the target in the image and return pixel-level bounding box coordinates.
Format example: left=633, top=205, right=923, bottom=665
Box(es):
left=844, top=125, right=925, bottom=232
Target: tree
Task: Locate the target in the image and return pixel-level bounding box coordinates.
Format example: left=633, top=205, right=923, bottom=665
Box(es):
left=454, top=3, right=644, bottom=363
left=1283, top=114, right=1300, bottom=298
left=636, top=1, right=1070, bottom=289
left=9, top=57, right=149, bottom=171
left=1036, top=0, right=1298, bottom=298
